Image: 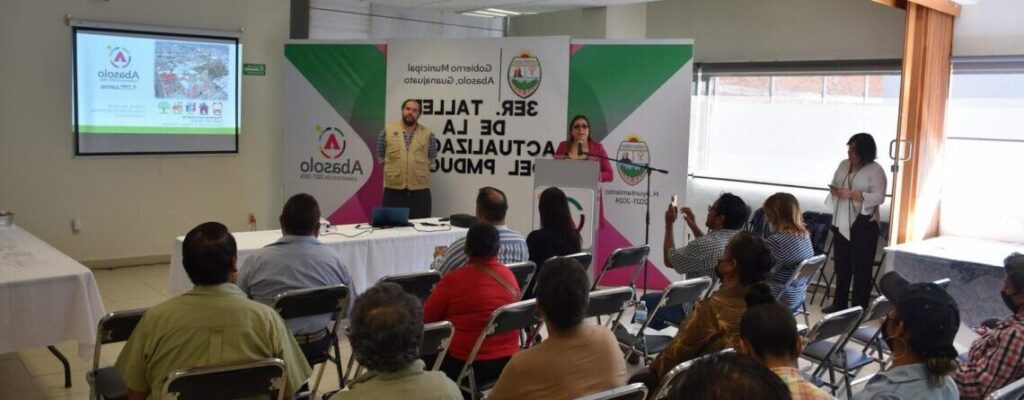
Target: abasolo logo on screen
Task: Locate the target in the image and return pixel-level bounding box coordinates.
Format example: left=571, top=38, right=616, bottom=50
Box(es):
left=98, top=45, right=140, bottom=82
left=299, top=125, right=364, bottom=182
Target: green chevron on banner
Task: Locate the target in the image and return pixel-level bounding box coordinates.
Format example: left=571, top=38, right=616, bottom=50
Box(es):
left=284, top=44, right=386, bottom=139
left=569, top=44, right=693, bottom=140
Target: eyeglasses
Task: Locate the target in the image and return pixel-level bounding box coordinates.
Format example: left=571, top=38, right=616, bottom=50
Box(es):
left=572, top=124, right=589, bottom=129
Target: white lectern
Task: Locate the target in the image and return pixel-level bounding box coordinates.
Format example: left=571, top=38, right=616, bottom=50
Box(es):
left=532, top=158, right=600, bottom=261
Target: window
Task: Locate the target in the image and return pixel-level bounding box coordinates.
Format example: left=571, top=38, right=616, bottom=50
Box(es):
left=940, top=57, right=1024, bottom=242
left=690, top=62, right=902, bottom=190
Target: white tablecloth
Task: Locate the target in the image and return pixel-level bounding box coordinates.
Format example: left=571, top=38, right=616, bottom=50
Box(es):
left=0, top=224, right=107, bottom=360
left=169, top=218, right=467, bottom=296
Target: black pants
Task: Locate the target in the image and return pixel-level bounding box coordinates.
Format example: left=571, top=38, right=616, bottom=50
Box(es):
left=422, top=353, right=510, bottom=399
left=831, top=214, right=881, bottom=309
left=383, top=188, right=432, bottom=219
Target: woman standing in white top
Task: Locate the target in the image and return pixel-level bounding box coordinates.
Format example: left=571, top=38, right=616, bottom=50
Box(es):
left=823, top=133, right=887, bottom=313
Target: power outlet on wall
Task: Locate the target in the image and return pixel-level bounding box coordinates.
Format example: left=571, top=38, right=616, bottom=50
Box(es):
left=247, top=213, right=257, bottom=231
left=71, top=217, right=82, bottom=234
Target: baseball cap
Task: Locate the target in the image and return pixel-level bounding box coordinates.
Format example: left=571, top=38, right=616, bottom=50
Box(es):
left=878, top=271, right=960, bottom=359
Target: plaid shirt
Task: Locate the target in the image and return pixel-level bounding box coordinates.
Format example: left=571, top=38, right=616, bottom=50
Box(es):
left=954, top=309, right=1024, bottom=400
left=771, top=367, right=833, bottom=400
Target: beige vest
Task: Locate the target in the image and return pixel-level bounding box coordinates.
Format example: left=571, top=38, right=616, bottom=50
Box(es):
left=383, top=122, right=432, bottom=190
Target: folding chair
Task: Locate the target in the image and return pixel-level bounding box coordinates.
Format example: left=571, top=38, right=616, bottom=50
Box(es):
left=802, top=212, right=834, bottom=305
left=574, top=382, right=648, bottom=400
left=86, top=308, right=147, bottom=400
left=800, top=306, right=869, bottom=399
left=271, top=284, right=349, bottom=398
left=776, top=254, right=827, bottom=328
left=933, top=278, right=951, bottom=290
left=585, top=287, right=634, bottom=328
left=614, top=277, right=712, bottom=366
left=653, top=348, right=735, bottom=399
left=869, top=222, right=891, bottom=297
left=456, top=299, right=542, bottom=400
left=848, top=296, right=893, bottom=370
left=506, top=261, right=537, bottom=300
left=592, top=245, right=650, bottom=292
left=162, top=358, right=287, bottom=400
left=545, top=252, right=594, bottom=273
left=421, top=321, right=455, bottom=371
left=986, top=375, right=1024, bottom=400
left=378, top=270, right=441, bottom=303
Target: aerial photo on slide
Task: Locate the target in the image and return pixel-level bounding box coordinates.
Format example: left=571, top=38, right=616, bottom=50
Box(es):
left=154, top=41, right=230, bottom=100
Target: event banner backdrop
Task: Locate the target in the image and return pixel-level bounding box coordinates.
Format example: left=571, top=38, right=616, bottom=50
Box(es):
left=283, top=39, right=693, bottom=289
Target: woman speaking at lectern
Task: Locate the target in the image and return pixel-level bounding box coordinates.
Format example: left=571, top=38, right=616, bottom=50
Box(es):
left=555, top=115, right=614, bottom=183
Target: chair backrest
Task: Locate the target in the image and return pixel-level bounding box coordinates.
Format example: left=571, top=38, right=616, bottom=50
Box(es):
left=271, top=284, right=349, bottom=320
left=805, top=306, right=865, bottom=344
left=378, top=270, right=442, bottom=303
left=92, top=308, right=147, bottom=370
left=162, top=358, right=286, bottom=400
left=593, top=245, right=650, bottom=290
left=544, top=252, right=594, bottom=273
left=585, top=287, right=634, bottom=325
left=655, top=348, right=735, bottom=399
left=933, top=278, right=951, bottom=290
left=986, top=375, right=1024, bottom=400
left=745, top=207, right=771, bottom=238
left=575, top=382, right=648, bottom=400
left=802, top=212, right=833, bottom=255
left=657, top=277, right=713, bottom=310
left=421, top=321, right=454, bottom=370
left=458, top=300, right=541, bottom=381
left=778, top=255, right=827, bottom=300
left=863, top=295, right=893, bottom=324
left=506, top=261, right=537, bottom=299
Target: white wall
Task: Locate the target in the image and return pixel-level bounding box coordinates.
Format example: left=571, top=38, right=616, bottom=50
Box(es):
left=953, top=0, right=1024, bottom=56
left=508, top=7, right=607, bottom=38
left=310, top=0, right=504, bottom=40
left=605, top=3, right=647, bottom=39
left=0, top=0, right=289, bottom=264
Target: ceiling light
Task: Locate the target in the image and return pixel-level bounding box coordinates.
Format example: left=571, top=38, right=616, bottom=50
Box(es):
left=471, top=10, right=509, bottom=17
left=460, top=12, right=494, bottom=18
left=486, top=8, right=521, bottom=16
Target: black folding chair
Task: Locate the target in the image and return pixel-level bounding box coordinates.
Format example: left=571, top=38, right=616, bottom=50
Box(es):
left=378, top=270, right=441, bottom=303
left=162, top=358, right=286, bottom=400
left=654, top=348, right=735, bottom=399
left=421, top=321, right=455, bottom=371
left=574, top=382, right=648, bottom=400
left=848, top=296, right=893, bottom=370
left=506, top=261, right=537, bottom=300
left=800, top=306, right=868, bottom=399
left=586, top=287, right=635, bottom=328
left=869, top=222, right=891, bottom=297
left=545, top=252, right=594, bottom=273
left=456, top=299, right=542, bottom=399
left=271, top=284, right=349, bottom=398
left=592, top=245, right=650, bottom=292
left=86, top=308, right=147, bottom=400
left=614, top=277, right=712, bottom=366
left=776, top=254, right=827, bottom=328
left=803, top=212, right=834, bottom=305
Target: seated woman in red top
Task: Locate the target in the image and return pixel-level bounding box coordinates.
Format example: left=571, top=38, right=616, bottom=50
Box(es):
left=555, top=115, right=614, bottom=183
left=423, top=221, right=521, bottom=395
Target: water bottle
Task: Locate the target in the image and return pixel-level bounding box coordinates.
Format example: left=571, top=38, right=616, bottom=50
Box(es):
left=634, top=300, right=648, bottom=325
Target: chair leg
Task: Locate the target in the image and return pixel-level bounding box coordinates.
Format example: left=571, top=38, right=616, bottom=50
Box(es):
left=827, top=365, right=839, bottom=396
left=333, top=335, right=345, bottom=388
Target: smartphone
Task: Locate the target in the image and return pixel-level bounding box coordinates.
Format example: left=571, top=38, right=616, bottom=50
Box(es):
left=671, top=195, right=678, bottom=208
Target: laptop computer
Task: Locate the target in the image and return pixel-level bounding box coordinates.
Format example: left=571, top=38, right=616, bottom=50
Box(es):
left=370, top=207, right=412, bottom=228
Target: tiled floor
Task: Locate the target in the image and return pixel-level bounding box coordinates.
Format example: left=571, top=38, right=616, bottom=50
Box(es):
left=2, top=264, right=879, bottom=399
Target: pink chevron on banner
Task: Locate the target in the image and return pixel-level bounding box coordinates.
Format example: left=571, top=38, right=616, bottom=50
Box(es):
left=327, top=158, right=383, bottom=225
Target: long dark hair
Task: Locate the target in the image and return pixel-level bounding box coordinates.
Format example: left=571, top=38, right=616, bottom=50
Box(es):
left=538, top=187, right=582, bottom=252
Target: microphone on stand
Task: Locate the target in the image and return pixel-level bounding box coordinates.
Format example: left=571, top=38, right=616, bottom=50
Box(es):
left=577, top=142, right=585, bottom=157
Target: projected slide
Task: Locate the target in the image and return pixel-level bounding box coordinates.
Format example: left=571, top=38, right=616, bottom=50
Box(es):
left=73, top=27, right=239, bottom=155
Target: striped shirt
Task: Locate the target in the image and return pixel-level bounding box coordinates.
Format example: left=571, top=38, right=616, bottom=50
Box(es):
left=954, top=310, right=1024, bottom=400
left=237, top=235, right=356, bottom=334
left=771, top=367, right=833, bottom=400
left=376, top=127, right=439, bottom=162
left=766, top=232, right=815, bottom=311
left=431, top=225, right=529, bottom=276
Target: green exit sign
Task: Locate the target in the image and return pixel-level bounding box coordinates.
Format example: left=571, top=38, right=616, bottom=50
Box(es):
left=243, top=63, right=266, bottom=76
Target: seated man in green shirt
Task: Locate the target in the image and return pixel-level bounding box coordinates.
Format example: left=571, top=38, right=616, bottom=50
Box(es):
left=116, top=222, right=312, bottom=400
left=332, top=282, right=460, bottom=399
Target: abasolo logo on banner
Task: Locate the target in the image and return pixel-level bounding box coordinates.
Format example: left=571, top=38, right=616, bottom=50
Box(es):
left=508, top=51, right=541, bottom=99
left=299, top=125, right=364, bottom=181
left=567, top=196, right=586, bottom=232
left=616, top=135, right=651, bottom=186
